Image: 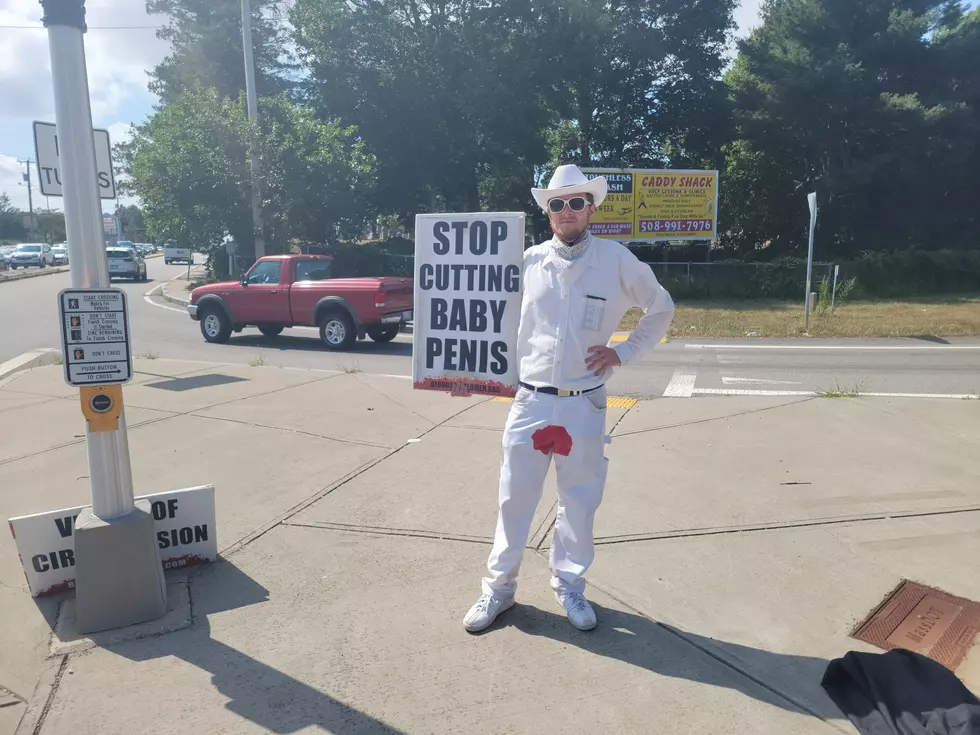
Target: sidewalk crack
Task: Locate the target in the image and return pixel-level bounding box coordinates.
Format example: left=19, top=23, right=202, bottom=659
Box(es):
left=612, top=397, right=814, bottom=438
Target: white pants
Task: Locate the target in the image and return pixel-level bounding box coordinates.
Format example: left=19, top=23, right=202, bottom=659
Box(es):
left=482, top=385, right=609, bottom=598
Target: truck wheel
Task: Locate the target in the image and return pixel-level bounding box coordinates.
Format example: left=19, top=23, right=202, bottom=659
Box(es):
left=200, top=306, right=232, bottom=344
left=367, top=324, right=400, bottom=343
left=258, top=324, right=284, bottom=338
left=319, top=311, right=356, bottom=351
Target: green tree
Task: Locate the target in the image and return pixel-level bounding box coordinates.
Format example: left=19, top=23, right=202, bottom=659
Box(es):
left=543, top=0, right=737, bottom=170
left=291, top=0, right=554, bottom=218
left=147, top=0, right=294, bottom=102
left=115, top=204, right=146, bottom=240
left=721, top=0, right=980, bottom=257
left=0, top=193, right=27, bottom=242
left=34, top=209, right=66, bottom=244
left=117, top=87, right=375, bottom=273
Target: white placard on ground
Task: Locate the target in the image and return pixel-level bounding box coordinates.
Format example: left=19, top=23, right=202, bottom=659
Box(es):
left=413, top=212, right=525, bottom=397
left=33, top=121, right=117, bottom=199
left=59, top=288, right=132, bottom=386
left=8, top=485, right=217, bottom=598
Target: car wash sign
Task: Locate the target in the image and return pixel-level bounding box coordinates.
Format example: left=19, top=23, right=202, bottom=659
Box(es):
left=8, top=485, right=217, bottom=597
left=413, top=213, right=525, bottom=397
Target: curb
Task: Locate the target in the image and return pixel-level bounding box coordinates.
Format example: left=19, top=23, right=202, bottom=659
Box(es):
left=0, top=253, right=162, bottom=286
left=0, top=265, right=70, bottom=284
left=160, top=279, right=190, bottom=307
left=0, top=348, right=62, bottom=382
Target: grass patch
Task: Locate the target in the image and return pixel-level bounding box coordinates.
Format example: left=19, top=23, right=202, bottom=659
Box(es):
left=52, top=354, right=64, bottom=366
left=619, top=294, right=980, bottom=339
left=137, top=350, right=159, bottom=360
left=818, top=380, right=865, bottom=398
left=339, top=364, right=362, bottom=374
left=248, top=355, right=267, bottom=367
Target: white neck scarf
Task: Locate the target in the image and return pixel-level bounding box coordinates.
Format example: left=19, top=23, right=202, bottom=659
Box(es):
left=551, top=231, right=590, bottom=276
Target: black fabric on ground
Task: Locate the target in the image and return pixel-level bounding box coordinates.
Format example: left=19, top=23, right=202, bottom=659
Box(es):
left=821, top=649, right=980, bottom=735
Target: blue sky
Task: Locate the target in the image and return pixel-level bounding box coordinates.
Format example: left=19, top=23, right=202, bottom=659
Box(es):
left=0, top=0, right=976, bottom=213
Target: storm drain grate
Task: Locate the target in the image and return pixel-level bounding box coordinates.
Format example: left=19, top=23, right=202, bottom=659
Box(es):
left=852, top=580, right=980, bottom=671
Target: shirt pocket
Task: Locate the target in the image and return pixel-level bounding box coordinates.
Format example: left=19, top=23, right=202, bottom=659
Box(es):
left=581, top=294, right=607, bottom=332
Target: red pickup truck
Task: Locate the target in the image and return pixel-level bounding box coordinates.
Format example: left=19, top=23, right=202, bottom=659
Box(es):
left=187, top=255, right=413, bottom=350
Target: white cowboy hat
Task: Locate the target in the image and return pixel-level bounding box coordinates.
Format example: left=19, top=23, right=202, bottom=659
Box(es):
left=531, top=164, right=608, bottom=211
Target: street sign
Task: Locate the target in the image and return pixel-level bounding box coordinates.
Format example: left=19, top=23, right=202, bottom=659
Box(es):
left=103, top=216, right=117, bottom=236
left=33, top=120, right=117, bottom=199
left=8, top=485, right=218, bottom=597
left=58, top=288, right=132, bottom=386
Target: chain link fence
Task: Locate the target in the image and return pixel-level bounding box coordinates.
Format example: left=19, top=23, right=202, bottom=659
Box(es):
left=645, top=261, right=840, bottom=300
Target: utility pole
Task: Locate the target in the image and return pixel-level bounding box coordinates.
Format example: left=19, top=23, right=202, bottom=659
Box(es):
left=804, top=192, right=818, bottom=332
left=19, top=159, right=35, bottom=240
left=41, top=0, right=165, bottom=633
left=241, top=0, right=266, bottom=258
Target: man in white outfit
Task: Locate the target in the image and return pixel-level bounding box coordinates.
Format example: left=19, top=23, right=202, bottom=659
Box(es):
left=460, top=164, right=675, bottom=633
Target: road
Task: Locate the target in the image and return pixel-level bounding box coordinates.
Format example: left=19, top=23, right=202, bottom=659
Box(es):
left=2, top=255, right=979, bottom=398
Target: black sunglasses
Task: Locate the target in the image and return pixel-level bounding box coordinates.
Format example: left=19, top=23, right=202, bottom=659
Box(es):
left=548, top=196, right=591, bottom=213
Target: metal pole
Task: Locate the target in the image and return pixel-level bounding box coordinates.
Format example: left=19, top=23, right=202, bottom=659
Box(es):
left=831, top=263, right=839, bottom=312
left=241, top=0, right=266, bottom=258
left=44, top=3, right=134, bottom=520
left=804, top=192, right=817, bottom=331
left=22, top=160, right=36, bottom=240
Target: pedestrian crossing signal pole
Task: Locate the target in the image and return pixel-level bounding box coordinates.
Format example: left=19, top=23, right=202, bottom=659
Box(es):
left=41, top=0, right=166, bottom=633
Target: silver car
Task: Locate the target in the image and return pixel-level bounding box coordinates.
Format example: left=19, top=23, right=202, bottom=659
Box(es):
left=8, top=243, right=55, bottom=269
left=106, top=246, right=147, bottom=281
left=51, top=245, right=69, bottom=265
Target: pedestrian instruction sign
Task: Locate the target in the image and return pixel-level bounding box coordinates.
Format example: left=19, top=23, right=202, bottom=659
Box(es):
left=581, top=168, right=719, bottom=241
left=59, top=288, right=132, bottom=386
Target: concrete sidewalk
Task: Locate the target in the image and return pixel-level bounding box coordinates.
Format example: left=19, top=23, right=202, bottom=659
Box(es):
left=1, top=359, right=979, bottom=734
left=159, top=264, right=208, bottom=307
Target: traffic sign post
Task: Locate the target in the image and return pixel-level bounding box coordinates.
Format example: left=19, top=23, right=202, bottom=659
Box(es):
left=32, top=120, right=116, bottom=199
left=40, top=0, right=165, bottom=634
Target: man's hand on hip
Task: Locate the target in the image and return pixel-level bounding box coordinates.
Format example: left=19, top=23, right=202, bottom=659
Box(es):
left=585, top=345, right=621, bottom=376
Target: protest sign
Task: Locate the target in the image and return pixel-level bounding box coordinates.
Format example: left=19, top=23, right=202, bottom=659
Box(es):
left=582, top=168, right=719, bottom=241
left=413, top=213, right=525, bottom=397
left=8, top=485, right=217, bottom=597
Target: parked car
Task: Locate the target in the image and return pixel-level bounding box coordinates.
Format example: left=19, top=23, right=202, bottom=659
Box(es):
left=164, top=243, right=193, bottom=264
left=7, top=243, right=55, bottom=269
left=187, top=255, right=413, bottom=350
left=1, top=245, right=16, bottom=262
left=106, top=246, right=147, bottom=281
left=51, top=245, right=69, bottom=265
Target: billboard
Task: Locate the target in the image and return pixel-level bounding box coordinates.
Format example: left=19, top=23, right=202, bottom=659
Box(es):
left=581, top=168, right=719, bottom=241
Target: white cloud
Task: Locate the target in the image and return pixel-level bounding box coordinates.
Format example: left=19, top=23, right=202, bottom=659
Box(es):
left=0, top=0, right=169, bottom=212
left=734, top=0, right=765, bottom=37
left=0, top=0, right=170, bottom=124
left=105, top=121, right=134, bottom=148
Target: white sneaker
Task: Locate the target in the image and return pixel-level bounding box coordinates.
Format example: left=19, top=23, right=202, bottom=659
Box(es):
left=463, top=594, right=514, bottom=632
left=556, top=591, right=597, bottom=630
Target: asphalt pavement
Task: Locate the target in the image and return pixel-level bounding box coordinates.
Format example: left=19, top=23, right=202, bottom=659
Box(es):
left=2, top=255, right=979, bottom=398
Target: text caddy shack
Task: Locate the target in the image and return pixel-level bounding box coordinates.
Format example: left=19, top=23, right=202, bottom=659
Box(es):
left=8, top=485, right=217, bottom=598
left=413, top=213, right=525, bottom=397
